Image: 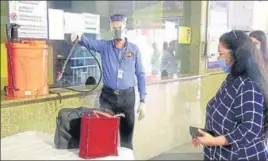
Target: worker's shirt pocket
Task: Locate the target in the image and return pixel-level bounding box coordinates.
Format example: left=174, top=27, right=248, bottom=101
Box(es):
left=123, top=56, right=135, bottom=72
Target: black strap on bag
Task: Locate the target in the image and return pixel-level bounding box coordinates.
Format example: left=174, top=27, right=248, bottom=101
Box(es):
left=50, top=91, right=63, bottom=108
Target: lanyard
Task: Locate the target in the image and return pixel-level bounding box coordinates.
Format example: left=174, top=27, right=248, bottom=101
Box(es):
left=113, top=45, right=128, bottom=67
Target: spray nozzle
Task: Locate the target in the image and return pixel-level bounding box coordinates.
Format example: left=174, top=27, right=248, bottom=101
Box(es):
left=10, top=23, right=20, bottom=28
left=7, top=23, right=20, bottom=42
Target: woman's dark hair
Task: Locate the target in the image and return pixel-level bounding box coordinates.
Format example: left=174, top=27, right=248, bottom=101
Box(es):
left=219, top=30, right=268, bottom=139
left=249, top=30, right=268, bottom=64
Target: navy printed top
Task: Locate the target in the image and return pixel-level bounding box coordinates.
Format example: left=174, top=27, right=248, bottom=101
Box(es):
left=204, top=74, right=268, bottom=160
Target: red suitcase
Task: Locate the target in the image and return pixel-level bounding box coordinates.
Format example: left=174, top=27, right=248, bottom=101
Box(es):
left=79, top=110, right=121, bottom=159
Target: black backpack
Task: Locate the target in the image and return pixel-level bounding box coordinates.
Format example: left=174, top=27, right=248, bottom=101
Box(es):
left=54, top=107, right=88, bottom=149
left=54, top=107, right=114, bottom=149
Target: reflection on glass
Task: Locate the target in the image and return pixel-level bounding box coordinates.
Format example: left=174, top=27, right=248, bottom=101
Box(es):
left=51, top=33, right=101, bottom=91
left=206, top=1, right=229, bottom=70
left=160, top=40, right=179, bottom=79
left=2, top=1, right=190, bottom=91
left=47, top=1, right=192, bottom=87
left=45, top=0, right=187, bottom=88
left=126, top=21, right=178, bottom=80
left=151, top=42, right=161, bottom=76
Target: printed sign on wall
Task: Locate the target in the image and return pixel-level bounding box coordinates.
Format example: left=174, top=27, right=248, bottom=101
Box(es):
left=178, top=26, right=191, bottom=44
left=63, top=12, right=84, bottom=34
left=8, top=1, right=48, bottom=39
left=83, top=13, right=100, bottom=34
left=63, top=12, right=100, bottom=34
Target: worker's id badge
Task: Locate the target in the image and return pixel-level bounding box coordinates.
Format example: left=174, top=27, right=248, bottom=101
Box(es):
left=118, top=69, right=124, bottom=79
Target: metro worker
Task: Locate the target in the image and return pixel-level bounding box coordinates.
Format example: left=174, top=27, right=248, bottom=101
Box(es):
left=71, top=14, right=146, bottom=150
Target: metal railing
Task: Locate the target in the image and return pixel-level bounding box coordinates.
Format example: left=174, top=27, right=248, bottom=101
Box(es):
left=69, top=56, right=101, bottom=85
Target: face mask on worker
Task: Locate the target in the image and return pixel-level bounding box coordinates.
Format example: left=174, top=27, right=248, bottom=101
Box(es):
left=218, top=57, right=231, bottom=73
left=112, top=29, right=127, bottom=40
left=109, top=14, right=127, bottom=40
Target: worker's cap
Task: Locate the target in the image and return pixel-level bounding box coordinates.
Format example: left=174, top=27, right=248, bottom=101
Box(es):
left=109, top=14, right=127, bottom=30
left=109, top=14, right=127, bottom=23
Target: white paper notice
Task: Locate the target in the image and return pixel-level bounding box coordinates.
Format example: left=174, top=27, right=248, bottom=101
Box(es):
left=64, top=12, right=84, bottom=34
left=8, top=1, right=48, bottom=39
left=83, top=13, right=100, bottom=34
left=48, top=9, right=64, bottom=40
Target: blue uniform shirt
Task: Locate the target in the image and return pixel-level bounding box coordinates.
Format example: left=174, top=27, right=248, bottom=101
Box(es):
left=78, top=35, right=147, bottom=100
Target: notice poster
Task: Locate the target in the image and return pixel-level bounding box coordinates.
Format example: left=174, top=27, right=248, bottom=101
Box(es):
left=8, top=1, right=48, bottom=39
left=83, top=13, right=100, bottom=34
left=64, top=12, right=84, bottom=34
left=178, top=26, right=191, bottom=44
left=48, top=9, right=64, bottom=40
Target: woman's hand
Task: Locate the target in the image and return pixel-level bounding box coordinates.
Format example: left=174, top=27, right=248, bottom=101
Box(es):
left=192, top=137, right=201, bottom=148
left=196, top=129, right=229, bottom=146
left=197, top=129, right=215, bottom=146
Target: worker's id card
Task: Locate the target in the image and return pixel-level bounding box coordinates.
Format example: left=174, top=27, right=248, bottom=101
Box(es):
left=118, top=69, right=124, bottom=79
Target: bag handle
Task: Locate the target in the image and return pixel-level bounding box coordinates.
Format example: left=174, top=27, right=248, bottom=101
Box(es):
left=114, top=113, right=125, bottom=118
left=93, top=110, right=125, bottom=118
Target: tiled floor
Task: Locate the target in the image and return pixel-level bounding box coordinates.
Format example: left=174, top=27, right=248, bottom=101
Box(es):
left=150, top=142, right=203, bottom=160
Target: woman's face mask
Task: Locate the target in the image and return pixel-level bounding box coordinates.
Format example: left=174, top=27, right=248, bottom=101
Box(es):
left=218, top=57, right=231, bottom=73
left=218, top=42, right=232, bottom=73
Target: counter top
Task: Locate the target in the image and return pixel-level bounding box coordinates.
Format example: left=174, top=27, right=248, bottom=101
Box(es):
left=1, top=131, right=134, bottom=160
left=1, top=72, right=224, bottom=108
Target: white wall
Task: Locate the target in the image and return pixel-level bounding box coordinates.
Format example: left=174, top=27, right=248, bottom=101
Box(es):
left=71, top=1, right=110, bottom=17
left=228, top=1, right=255, bottom=31
left=228, top=1, right=268, bottom=32
left=253, top=1, right=268, bottom=32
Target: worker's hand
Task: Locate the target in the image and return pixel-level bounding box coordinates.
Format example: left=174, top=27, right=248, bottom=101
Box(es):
left=137, top=102, right=146, bottom=121
left=56, top=72, right=63, bottom=81
left=71, top=31, right=83, bottom=44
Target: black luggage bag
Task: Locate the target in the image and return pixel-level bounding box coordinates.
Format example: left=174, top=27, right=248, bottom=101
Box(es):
left=54, top=107, right=114, bottom=149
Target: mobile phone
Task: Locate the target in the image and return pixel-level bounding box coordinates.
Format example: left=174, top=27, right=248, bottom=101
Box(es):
left=189, top=126, right=215, bottom=137
left=190, top=126, right=202, bottom=137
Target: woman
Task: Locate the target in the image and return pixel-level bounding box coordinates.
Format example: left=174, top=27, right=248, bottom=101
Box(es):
left=249, top=30, right=268, bottom=66
left=192, top=30, right=268, bottom=160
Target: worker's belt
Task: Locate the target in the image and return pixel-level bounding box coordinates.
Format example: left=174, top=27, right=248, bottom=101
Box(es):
left=102, top=86, right=134, bottom=95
